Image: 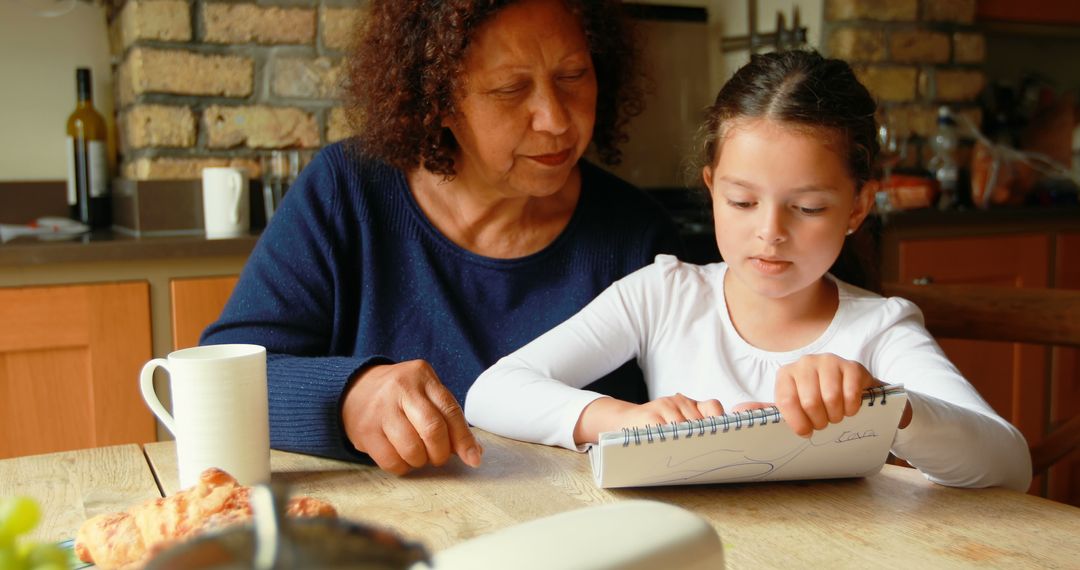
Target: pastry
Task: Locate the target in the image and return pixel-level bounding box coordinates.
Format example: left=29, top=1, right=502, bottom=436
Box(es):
left=74, top=468, right=336, bottom=570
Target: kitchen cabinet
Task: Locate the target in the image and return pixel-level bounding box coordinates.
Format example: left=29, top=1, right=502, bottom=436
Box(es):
left=170, top=276, right=238, bottom=350
left=882, top=211, right=1080, bottom=504
left=1050, top=232, right=1080, bottom=505
left=0, top=281, right=154, bottom=458
left=977, top=0, right=1080, bottom=25
left=896, top=234, right=1051, bottom=456
left=1, top=232, right=255, bottom=446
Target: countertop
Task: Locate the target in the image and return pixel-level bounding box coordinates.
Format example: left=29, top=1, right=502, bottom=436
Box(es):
left=0, top=229, right=260, bottom=268
left=1, top=205, right=1077, bottom=269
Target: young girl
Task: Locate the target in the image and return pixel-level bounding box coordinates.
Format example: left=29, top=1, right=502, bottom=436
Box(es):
left=464, top=50, right=1032, bottom=492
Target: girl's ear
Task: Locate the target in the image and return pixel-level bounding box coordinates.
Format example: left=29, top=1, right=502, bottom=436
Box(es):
left=702, top=165, right=715, bottom=193
left=849, top=180, right=877, bottom=231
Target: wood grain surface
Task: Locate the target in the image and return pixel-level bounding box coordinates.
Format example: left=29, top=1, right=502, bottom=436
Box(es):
left=143, top=431, right=1080, bottom=569
left=0, top=444, right=162, bottom=543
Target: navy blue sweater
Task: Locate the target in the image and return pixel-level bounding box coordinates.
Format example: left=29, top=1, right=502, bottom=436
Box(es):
left=202, top=143, right=683, bottom=461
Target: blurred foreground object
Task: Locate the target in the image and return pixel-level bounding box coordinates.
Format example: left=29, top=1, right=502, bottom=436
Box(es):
left=75, top=468, right=337, bottom=570
left=0, top=496, right=68, bottom=570
left=426, top=500, right=723, bottom=570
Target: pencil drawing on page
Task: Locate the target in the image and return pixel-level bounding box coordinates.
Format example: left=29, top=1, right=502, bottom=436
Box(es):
left=643, top=428, right=880, bottom=485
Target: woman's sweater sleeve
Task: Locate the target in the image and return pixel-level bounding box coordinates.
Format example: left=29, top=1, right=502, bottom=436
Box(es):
left=465, top=260, right=673, bottom=451
left=871, top=299, right=1032, bottom=492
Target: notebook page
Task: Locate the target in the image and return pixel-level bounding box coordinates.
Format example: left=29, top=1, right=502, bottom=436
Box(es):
left=590, top=386, right=907, bottom=489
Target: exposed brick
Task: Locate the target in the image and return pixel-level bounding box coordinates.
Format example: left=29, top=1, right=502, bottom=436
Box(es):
left=113, top=0, right=192, bottom=52
left=108, top=14, right=125, bottom=56
left=272, top=57, right=343, bottom=99
left=919, top=68, right=986, bottom=101
left=203, top=105, right=320, bottom=149
left=124, top=157, right=262, bottom=180
left=881, top=104, right=938, bottom=138
left=953, top=32, right=986, bottom=63
left=826, top=0, right=917, bottom=22
left=889, top=30, right=950, bottom=64
left=122, top=105, right=197, bottom=149
left=116, top=60, right=135, bottom=107
left=922, top=0, right=976, bottom=23
left=322, top=7, right=366, bottom=52
left=827, top=28, right=886, bottom=62
left=120, top=48, right=253, bottom=103
left=327, top=107, right=352, bottom=142
left=202, top=3, right=315, bottom=45
left=853, top=65, right=918, bottom=102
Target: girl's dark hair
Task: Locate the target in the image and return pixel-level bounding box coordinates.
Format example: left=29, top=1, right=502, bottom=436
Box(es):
left=696, top=49, right=881, bottom=291
left=344, top=0, right=645, bottom=177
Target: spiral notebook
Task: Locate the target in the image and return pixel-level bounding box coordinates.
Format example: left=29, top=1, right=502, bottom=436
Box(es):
left=589, top=385, right=907, bottom=489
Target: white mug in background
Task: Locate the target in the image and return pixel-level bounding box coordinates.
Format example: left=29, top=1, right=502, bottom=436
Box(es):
left=140, top=344, right=270, bottom=489
left=201, top=167, right=250, bottom=239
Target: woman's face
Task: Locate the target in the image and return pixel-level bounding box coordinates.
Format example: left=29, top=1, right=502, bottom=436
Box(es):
left=445, top=0, right=598, bottom=198
left=703, top=118, right=873, bottom=302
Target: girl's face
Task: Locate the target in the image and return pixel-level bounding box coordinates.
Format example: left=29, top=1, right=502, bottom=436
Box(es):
left=703, top=118, right=874, bottom=302
left=445, top=0, right=598, bottom=199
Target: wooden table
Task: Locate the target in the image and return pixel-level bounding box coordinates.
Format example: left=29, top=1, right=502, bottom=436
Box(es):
left=0, top=444, right=162, bottom=543
left=4, top=432, right=1080, bottom=568
left=143, top=431, right=1080, bottom=569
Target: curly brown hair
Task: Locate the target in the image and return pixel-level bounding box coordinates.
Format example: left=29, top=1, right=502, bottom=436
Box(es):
left=344, top=0, right=645, bottom=177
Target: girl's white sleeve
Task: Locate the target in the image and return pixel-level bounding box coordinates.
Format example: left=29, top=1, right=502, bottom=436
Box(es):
left=465, top=259, right=672, bottom=451
left=870, top=298, right=1032, bottom=492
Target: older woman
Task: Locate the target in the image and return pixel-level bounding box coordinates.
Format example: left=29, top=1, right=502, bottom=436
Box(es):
left=202, top=0, right=682, bottom=474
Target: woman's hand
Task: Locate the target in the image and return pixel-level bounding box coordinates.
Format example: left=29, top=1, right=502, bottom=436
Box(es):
left=341, top=360, right=483, bottom=475
left=774, top=353, right=880, bottom=437
left=574, top=393, right=724, bottom=445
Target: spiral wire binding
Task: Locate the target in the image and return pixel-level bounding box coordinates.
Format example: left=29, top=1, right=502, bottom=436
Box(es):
left=620, top=387, right=894, bottom=447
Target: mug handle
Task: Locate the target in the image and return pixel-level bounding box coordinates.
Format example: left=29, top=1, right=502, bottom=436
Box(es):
left=229, top=170, right=244, bottom=224
left=140, top=358, right=177, bottom=435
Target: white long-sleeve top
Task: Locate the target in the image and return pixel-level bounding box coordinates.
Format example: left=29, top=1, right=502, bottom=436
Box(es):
left=465, top=255, right=1032, bottom=492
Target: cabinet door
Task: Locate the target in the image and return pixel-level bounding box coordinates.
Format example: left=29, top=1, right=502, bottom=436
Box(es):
left=898, top=234, right=1050, bottom=451
left=170, top=276, right=238, bottom=351
left=0, top=282, right=154, bottom=458
left=977, top=0, right=1080, bottom=24
left=1051, top=232, right=1080, bottom=505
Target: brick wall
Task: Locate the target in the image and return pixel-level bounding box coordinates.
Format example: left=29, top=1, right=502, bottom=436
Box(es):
left=110, top=0, right=364, bottom=180
left=824, top=0, right=984, bottom=169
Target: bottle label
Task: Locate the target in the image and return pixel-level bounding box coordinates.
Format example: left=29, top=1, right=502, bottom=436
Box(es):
left=65, top=137, right=77, bottom=206
left=66, top=136, right=109, bottom=207
left=87, top=140, right=108, bottom=198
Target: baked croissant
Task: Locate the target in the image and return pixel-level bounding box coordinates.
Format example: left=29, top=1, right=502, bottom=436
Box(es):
left=74, top=467, right=336, bottom=570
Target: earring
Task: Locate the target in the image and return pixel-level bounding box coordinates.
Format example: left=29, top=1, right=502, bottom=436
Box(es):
left=845, top=228, right=855, bottom=236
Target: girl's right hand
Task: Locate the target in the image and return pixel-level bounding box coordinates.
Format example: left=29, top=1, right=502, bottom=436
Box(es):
left=574, top=394, right=725, bottom=445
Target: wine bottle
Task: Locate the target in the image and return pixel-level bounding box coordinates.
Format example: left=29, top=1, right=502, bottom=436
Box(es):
left=65, top=67, right=110, bottom=228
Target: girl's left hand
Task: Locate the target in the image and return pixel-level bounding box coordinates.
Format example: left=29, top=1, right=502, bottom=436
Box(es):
left=774, top=353, right=880, bottom=438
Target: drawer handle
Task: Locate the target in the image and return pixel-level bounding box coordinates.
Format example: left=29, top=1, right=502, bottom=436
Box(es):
left=912, top=276, right=934, bottom=285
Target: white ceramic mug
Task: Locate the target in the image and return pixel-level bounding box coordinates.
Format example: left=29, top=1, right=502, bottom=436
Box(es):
left=140, top=344, right=270, bottom=489
left=201, top=167, right=250, bottom=239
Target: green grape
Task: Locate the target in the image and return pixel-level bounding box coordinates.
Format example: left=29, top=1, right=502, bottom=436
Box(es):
left=0, top=546, right=25, bottom=570
left=23, top=543, right=65, bottom=569
left=0, top=498, right=39, bottom=538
